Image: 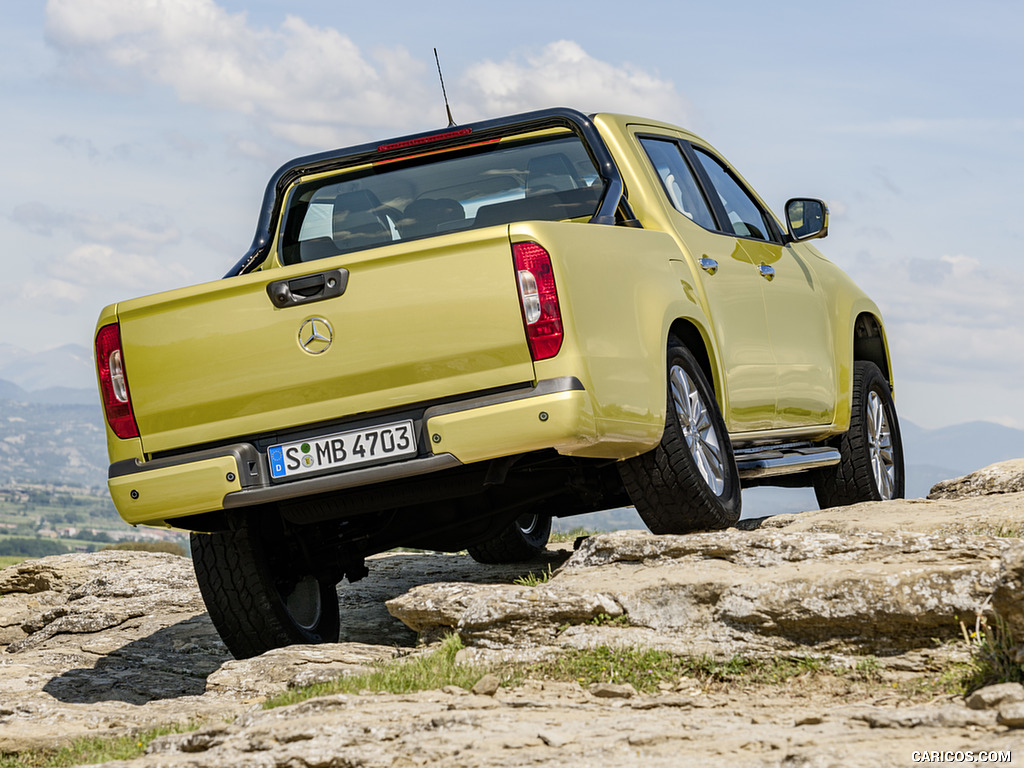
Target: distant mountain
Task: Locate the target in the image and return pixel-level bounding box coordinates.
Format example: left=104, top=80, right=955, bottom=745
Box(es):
left=0, top=379, right=25, bottom=401
left=900, top=420, right=1024, bottom=478
left=0, top=399, right=107, bottom=488
left=0, top=344, right=95, bottom=391
left=0, top=379, right=97, bottom=406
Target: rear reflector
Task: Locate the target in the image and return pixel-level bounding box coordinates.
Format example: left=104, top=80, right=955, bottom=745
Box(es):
left=95, top=323, right=139, bottom=439
left=512, top=242, right=563, bottom=360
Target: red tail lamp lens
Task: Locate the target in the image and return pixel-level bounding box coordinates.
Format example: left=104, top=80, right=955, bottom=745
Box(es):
left=513, top=242, right=563, bottom=360
left=95, top=324, right=139, bottom=439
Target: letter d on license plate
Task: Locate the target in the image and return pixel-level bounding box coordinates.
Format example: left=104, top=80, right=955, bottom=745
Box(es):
left=268, top=420, right=416, bottom=480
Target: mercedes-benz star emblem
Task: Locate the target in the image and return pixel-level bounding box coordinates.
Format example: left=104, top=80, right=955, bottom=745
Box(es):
left=298, top=317, right=333, bottom=354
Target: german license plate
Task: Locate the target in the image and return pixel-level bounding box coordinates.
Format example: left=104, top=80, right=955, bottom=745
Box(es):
left=267, top=420, right=416, bottom=480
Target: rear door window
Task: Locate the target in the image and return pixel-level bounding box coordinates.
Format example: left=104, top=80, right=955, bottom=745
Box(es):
left=639, top=137, right=716, bottom=230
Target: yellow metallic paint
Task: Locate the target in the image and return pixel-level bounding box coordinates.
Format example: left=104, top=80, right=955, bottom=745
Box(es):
left=109, top=455, right=241, bottom=525
left=110, top=226, right=535, bottom=455
left=594, top=113, right=891, bottom=440
left=426, top=389, right=597, bottom=464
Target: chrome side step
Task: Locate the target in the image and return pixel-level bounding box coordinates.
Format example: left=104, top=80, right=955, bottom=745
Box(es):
left=734, top=444, right=840, bottom=480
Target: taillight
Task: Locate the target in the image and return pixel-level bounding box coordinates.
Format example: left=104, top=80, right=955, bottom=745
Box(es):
left=95, top=323, right=139, bottom=439
left=513, top=242, right=563, bottom=360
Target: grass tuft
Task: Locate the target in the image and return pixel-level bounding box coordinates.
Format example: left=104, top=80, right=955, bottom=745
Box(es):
left=523, top=646, right=856, bottom=694
left=958, top=612, right=1024, bottom=693
left=264, top=634, right=486, bottom=709
left=512, top=564, right=554, bottom=587
left=0, top=723, right=196, bottom=768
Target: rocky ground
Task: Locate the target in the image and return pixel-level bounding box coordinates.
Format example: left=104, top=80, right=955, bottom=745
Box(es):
left=2, top=461, right=1024, bottom=766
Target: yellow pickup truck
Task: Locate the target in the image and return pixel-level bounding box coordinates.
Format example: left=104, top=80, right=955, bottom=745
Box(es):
left=95, top=108, right=903, bottom=658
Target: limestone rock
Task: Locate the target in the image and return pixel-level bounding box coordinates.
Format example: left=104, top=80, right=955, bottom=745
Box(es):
left=929, top=459, right=1024, bottom=499
left=206, top=643, right=399, bottom=699
left=386, top=581, right=623, bottom=646
left=471, top=673, right=501, bottom=696
left=3, top=478, right=1024, bottom=766
left=847, top=704, right=998, bottom=728
left=389, top=529, right=1023, bottom=659
left=589, top=682, right=637, bottom=698
left=740, top=492, right=1024, bottom=536
left=967, top=682, right=1024, bottom=710
left=998, top=702, right=1024, bottom=728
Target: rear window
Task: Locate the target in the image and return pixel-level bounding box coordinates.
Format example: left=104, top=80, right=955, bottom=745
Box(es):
left=279, top=133, right=604, bottom=264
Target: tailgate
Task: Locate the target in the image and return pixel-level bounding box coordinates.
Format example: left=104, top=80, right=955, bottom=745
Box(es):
left=117, top=228, right=534, bottom=454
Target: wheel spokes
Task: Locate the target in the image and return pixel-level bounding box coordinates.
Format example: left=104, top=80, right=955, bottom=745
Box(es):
left=866, top=391, right=896, bottom=500
left=670, top=364, right=725, bottom=496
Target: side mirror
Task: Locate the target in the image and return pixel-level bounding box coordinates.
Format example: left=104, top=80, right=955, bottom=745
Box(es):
left=785, top=198, right=829, bottom=242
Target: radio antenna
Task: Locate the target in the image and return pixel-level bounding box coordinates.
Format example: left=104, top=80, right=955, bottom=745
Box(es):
left=433, top=48, right=456, bottom=127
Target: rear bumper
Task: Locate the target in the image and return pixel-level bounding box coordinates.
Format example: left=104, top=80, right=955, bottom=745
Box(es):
left=108, top=377, right=600, bottom=527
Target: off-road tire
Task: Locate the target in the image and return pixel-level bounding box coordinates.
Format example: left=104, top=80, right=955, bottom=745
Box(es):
left=619, top=341, right=741, bottom=533
left=466, top=513, right=552, bottom=563
left=191, top=517, right=340, bottom=659
left=814, top=360, right=904, bottom=507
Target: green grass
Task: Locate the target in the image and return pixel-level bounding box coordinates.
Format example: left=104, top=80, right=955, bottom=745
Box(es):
left=957, top=613, right=1024, bottom=693
left=521, top=647, right=884, bottom=694
left=512, top=563, right=554, bottom=587
left=264, top=634, right=486, bottom=709
left=0, top=555, right=26, bottom=569
left=0, top=724, right=196, bottom=768
left=271, top=634, right=897, bottom=713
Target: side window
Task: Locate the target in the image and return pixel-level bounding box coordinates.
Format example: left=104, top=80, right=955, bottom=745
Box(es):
left=692, top=148, right=774, bottom=241
left=639, top=138, right=716, bottom=231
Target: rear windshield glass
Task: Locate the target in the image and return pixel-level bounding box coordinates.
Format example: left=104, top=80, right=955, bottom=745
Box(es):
left=279, top=133, right=604, bottom=264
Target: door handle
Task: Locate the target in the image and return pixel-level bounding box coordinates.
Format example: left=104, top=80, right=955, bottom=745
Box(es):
left=699, top=258, right=719, bottom=275
left=267, top=269, right=349, bottom=308
left=758, top=264, right=775, bottom=281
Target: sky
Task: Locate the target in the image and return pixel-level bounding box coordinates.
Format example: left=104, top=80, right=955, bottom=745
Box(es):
left=1, top=0, right=1022, bottom=429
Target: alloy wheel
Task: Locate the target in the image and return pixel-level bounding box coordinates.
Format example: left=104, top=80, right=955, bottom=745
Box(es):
left=669, top=364, right=725, bottom=495
left=866, top=390, right=896, bottom=499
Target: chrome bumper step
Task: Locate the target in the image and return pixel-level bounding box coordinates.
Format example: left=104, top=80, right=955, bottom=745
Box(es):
left=734, top=444, right=840, bottom=480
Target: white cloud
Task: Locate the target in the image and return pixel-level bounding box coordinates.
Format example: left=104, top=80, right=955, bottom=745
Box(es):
left=44, top=1, right=686, bottom=148
left=44, top=0, right=432, bottom=147
left=460, top=41, right=687, bottom=123
left=847, top=252, right=1024, bottom=388
left=17, top=242, right=193, bottom=317
left=19, top=277, right=86, bottom=310
left=49, top=243, right=192, bottom=291
left=12, top=203, right=180, bottom=255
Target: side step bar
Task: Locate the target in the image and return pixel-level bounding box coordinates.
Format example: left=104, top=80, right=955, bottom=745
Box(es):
left=734, top=444, right=840, bottom=480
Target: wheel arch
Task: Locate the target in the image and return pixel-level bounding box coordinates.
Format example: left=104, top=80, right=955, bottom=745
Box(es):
left=852, top=312, right=893, bottom=386
left=667, top=318, right=721, bottom=404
